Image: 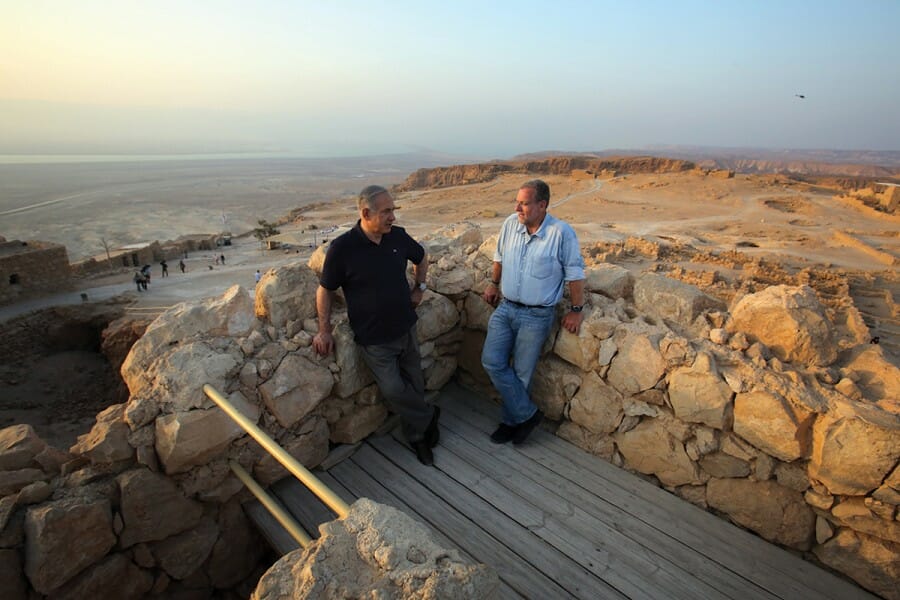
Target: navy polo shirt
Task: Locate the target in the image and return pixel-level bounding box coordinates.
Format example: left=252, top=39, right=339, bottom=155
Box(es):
left=320, top=221, right=425, bottom=345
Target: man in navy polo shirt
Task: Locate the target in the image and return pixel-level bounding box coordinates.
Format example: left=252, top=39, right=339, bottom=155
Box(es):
left=313, top=185, right=440, bottom=466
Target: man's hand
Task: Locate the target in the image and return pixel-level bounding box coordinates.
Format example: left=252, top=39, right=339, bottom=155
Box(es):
left=561, top=310, right=583, bottom=334
left=312, top=331, right=335, bottom=356
left=410, top=287, right=424, bottom=307
left=482, top=283, right=501, bottom=307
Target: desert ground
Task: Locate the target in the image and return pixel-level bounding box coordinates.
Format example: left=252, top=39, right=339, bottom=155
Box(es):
left=1, top=167, right=898, bottom=449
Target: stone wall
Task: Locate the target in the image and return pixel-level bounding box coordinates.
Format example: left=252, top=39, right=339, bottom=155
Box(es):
left=0, top=241, right=71, bottom=307
left=0, top=222, right=896, bottom=598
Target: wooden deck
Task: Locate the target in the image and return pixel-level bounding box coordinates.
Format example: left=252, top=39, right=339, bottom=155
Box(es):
left=247, top=382, right=875, bottom=599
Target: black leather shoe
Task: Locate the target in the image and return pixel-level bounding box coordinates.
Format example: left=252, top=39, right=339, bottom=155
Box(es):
left=490, top=423, right=516, bottom=444
left=412, top=440, right=434, bottom=466
left=512, top=409, right=543, bottom=445
left=425, top=406, right=441, bottom=448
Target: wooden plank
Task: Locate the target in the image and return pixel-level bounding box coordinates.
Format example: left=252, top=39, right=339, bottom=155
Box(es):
left=272, top=477, right=339, bottom=539
left=346, top=443, right=598, bottom=599
left=318, top=442, right=361, bottom=470
left=441, top=382, right=877, bottom=600
left=242, top=500, right=301, bottom=555
left=326, top=457, right=523, bottom=600
left=378, top=430, right=724, bottom=600
left=437, top=408, right=775, bottom=599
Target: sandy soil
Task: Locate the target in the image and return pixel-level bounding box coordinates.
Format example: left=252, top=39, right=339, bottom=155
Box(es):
left=2, top=169, right=897, bottom=449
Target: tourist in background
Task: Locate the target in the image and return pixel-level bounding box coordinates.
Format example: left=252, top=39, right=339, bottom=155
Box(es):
left=481, top=179, right=585, bottom=445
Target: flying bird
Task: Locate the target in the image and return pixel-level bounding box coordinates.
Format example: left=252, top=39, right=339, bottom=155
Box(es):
left=795, top=94, right=806, bottom=99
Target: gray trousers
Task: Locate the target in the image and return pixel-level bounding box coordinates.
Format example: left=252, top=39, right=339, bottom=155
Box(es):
left=359, top=326, right=432, bottom=443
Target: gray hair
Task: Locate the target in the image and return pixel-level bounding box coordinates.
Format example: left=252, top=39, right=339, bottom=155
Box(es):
left=520, top=179, right=550, bottom=205
left=358, top=185, right=391, bottom=210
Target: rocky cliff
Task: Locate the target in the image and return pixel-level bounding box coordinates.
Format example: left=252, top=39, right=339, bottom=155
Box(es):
left=397, top=156, right=694, bottom=191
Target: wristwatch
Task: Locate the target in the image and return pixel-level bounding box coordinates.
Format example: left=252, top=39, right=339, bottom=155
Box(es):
left=571, top=304, right=584, bottom=313
left=417, top=282, right=427, bottom=291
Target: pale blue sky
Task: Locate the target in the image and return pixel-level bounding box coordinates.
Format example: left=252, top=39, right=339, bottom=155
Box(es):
left=2, top=0, right=898, bottom=156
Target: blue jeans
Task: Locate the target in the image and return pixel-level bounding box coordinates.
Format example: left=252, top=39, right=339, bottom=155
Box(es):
left=481, top=300, right=556, bottom=425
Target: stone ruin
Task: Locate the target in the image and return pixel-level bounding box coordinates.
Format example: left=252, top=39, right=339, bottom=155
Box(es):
left=0, top=222, right=897, bottom=598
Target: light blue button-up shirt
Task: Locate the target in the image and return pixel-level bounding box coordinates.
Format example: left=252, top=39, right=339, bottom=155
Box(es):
left=494, top=212, right=585, bottom=307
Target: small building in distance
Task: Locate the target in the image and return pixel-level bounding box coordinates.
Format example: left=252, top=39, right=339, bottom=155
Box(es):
left=0, top=237, right=72, bottom=306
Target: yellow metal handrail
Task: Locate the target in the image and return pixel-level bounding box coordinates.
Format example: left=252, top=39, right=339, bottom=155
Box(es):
left=228, top=461, right=311, bottom=548
left=203, top=384, right=350, bottom=519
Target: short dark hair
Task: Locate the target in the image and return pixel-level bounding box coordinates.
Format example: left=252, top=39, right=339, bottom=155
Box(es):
left=520, top=179, right=550, bottom=205
left=358, top=185, right=391, bottom=210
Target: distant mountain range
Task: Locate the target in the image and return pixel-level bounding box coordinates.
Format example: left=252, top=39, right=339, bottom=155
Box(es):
left=511, top=146, right=900, bottom=178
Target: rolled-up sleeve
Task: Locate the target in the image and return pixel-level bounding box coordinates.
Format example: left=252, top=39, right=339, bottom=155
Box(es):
left=561, top=227, right=585, bottom=281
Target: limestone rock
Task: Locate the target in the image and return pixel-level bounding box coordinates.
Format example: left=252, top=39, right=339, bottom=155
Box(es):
left=814, top=529, right=900, bottom=600
left=830, top=498, right=900, bottom=544
left=255, top=416, right=330, bottom=485
left=0, top=424, right=47, bottom=471
left=729, top=285, right=837, bottom=366
left=100, top=316, right=151, bottom=374
left=155, top=393, right=259, bottom=474
left=607, top=327, right=666, bottom=394
left=615, top=418, right=700, bottom=486
left=432, top=267, right=475, bottom=297
left=842, top=344, right=900, bottom=407
left=117, top=468, right=203, bottom=548
left=123, top=285, right=255, bottom=384
left=425, top=354, right=457, bottom=390
left=667, top=353, right=734, bottom=430
left=51, top=553, right=153, bottom=600
left=584, top=264, right=634, bottom=299
left=698, top=452, right=750, bottom=478
left=556, top=422, right=616, bottom=459
left=24, top=499, right=117, bottom=594
left=259, top=354, right=333, bottom=428
left=809, top=409, right=900, bottom=496
left=332, top=318, right=375, bottom=398
left=152, top=516, right=219, bottom=580
left=251, top=498, right=498, bottom=599
left=306, top=245, right=327, bottom=275
left=733, top=390, right=813, bottom=461
left=633, top=272, right=725, bottom=327
left=568, top=371, right=624, bottom=434
left=331, top=403, right=388, bottom=444
left=255, top=263, right=320, bottom=328
left=553, top=306, right=601, bottom=371
left=0, top=468, right=47, bottom=497
left=707, top=478, right=815, bottom=550
left=816, top=516, right=835, bottom=544
left=872, top=464, right=900, bottom=505
left=416, top=291, right=460, bottom=342
left=463, top=292, right=493, bottom=332
left=70, top=403, right=133, bottom=464
left=529, top=356, right=582, bottom=421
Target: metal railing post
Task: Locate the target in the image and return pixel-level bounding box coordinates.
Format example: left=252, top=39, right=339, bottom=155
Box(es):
left=203, top=384, right=350, bottom=519
left=228, top=461, right=311, bottom=548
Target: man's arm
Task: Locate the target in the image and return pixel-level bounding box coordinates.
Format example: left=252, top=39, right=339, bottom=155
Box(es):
left=312, top=285, right=336, bottom=355
left=409, top=252, right=428, bottom=307
left=482, top=261, right=502, bottom=306
left=561, top=278, right=585, bottom=334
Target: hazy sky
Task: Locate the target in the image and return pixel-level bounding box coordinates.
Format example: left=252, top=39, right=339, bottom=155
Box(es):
left=2, top=0, right=899, bottom=157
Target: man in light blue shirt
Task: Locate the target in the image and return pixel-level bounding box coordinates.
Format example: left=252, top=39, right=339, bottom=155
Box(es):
left=481, top=179, right=585, bottom=445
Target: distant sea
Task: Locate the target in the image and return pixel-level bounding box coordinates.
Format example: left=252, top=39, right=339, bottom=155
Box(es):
left=0, top=153, right=308, bottom=165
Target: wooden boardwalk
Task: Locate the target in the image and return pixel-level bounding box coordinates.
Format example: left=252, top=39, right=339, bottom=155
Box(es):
left=248, top=382, right=875, bottom=599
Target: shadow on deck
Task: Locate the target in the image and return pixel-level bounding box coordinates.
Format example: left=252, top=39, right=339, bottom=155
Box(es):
left=247, top=382, right=875, bottom=599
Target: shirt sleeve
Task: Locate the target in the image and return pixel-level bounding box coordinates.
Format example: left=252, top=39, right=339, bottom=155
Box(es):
left=404, top=229, right=425, bottom=264
left=560, top=225, right=586, bottom=281
left=319, top=241, right=343, bottom=290
left=493, top=216, right=510, bottom=263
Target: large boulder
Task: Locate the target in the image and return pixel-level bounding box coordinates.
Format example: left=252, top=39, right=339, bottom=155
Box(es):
left=117, top=469, right=203, bottom=548
left=615, top=417, right=700, bottom=486
left=584, top=264, right=634, bottom=299
left=50, top=553, right=152, bottom=600
left=729, top=285, right=837, bottom=366
left=813, top=529, right=900, bottom=600
left=530, top=356, right=583, bottom=421
left=24, top=499, right=117, bottom=594
left=667, top=352, right=734, bottom=430
left=0, top=425, right=47, bottom=471
left=332, top=318, right=374, bottom=398
left=251, top=498, right=498, bottom=599
left=259, top=354, right=334, bottom=428
left=633, top=272, right=725, bottom=327
left=568, top=371, right=623, bottom=434
left=415, top=291, right=460, bottom=342
left=733, top=390, right=813, bottom=461
left=707, top=478, right=815, bottom=550
left=255, top=263, right=320, bottom=328
left=809, top=404, right=900, bottom=495
left=606, top=324, right=667, bottom=395
left=70, top=404, right=133, bottom=464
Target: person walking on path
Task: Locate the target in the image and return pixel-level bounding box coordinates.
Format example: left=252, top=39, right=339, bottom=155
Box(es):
left=312, top=185, right=439, bottom=466
left=481, top=179, right=586, bottom=445
left=179, top=259, right=186, bottom=273
left=160, top=260, right=169, bottom=277
left=220, top=253, right=226, bottom=265
left=255, top=269, right=262, bottom=285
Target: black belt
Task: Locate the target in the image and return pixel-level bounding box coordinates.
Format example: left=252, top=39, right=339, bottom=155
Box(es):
left=505, top=299, right=549, bottom=309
